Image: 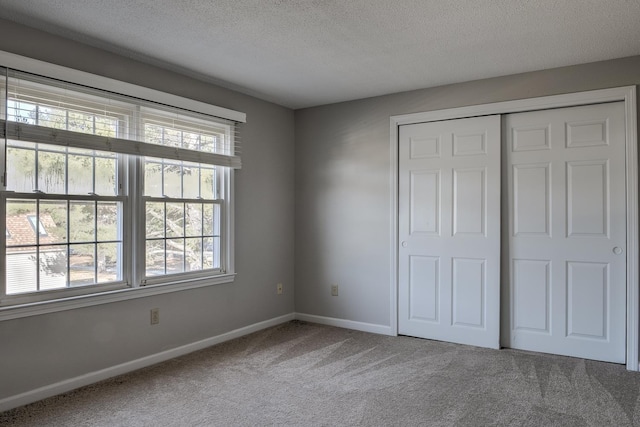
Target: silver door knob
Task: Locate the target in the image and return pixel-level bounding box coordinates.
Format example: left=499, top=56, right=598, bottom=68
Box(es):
left=613, top=247, right=623, bottom=255
left=401, top=241, right=408, bottom=248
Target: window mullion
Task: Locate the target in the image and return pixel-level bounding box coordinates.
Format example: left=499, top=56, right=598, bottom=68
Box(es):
left=35, top=199, right=41, bottom=291
left=129, top=104, right=144, bottom=288
left=182, top=202, right=186, bottom=272
left=1, top=69, right=7, bottom=190
left=66, top=199, right=70, bottom=288
left=1, top=70, right=6, bottom=299
left=126, top=154, right=141, bottom=287
left=93, top=200, right=98, bottom=284
left=0, top=192, right=7, bottom=300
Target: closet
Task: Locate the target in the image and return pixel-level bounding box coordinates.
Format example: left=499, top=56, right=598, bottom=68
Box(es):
left=398, top=101, right=627, bottom=363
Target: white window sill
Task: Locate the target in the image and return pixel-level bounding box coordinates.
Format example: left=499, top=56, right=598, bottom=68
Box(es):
left=0, top=273, right=236, bottom=321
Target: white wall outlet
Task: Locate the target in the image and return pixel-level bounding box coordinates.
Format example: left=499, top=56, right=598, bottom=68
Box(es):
left=277, top=283, right=283, bottom=294
left=331, top=284, right=339, bottom=296
left=150, top=308, right=160, bottom=325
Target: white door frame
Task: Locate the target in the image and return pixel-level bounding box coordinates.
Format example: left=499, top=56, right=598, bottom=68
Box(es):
left=390, top=86, right=639, bottom=370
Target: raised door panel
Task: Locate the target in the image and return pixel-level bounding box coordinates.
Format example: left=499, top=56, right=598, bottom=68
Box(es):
left=410, top=171, right=440, bottom=235
left=452, top=258, right=485, bottom=328
left=513, top=164, right=550, bottom=236
left=567, top=261, right=609, bottom=340
left=567, top=161, right=608, bottom=238
left=410, top=136, right=441, bottom=159
left=409, top=256, right=439, bottom=322
left=512, top=125, right=550, bottom=152
left=453, top=132, right=486, bottom=156
left=453, top=168, right=485, bottom=236
left=566, top=120, right=608, bottom=148
left=512, top=259, right=550, bottom=333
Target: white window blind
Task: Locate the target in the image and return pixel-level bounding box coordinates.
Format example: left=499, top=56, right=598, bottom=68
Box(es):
left=1, top=69, right=242, bottom=170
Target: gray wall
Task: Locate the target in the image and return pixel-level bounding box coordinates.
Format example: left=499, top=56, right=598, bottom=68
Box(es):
left=0, top=19, right=295, bottom=399
left=294, top=55, right=640, bottom=327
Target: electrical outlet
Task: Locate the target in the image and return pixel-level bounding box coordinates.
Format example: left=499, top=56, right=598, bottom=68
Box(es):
left=277, top=283, right=283, bottom=295
left=150, top=308, right=160, bottom=325
left=331, top=284, right=339, bottom=296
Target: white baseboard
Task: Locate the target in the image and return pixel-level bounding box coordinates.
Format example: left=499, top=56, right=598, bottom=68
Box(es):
left=0, top=313, right=295, bottom=413
left=294, top=312, right=395, bottom=336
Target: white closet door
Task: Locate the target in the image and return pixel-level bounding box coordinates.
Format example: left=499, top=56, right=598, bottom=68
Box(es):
left=504, top=102, right=626, bottom=363
left=398, top=115, right=501, bottom=349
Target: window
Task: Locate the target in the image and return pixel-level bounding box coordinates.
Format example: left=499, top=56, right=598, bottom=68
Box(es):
left=0, top=67, right=242, bottom=307
left=141, top=112, right=228, bottom=281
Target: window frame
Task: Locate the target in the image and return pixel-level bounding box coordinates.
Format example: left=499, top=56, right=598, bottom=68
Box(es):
left=1, top=80, right=132, bottom=305
left=0, top=52, right=242, bottom=318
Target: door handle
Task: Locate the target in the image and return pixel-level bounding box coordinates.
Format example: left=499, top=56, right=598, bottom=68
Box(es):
left=401, top=241, right=408, bottom=248
left=613, top=246, right=623, bottom=255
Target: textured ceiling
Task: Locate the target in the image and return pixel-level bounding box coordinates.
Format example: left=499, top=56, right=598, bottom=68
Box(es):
left=0, top=0, right=639, bottom=109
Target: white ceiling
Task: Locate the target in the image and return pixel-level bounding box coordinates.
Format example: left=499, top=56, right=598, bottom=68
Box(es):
left=0, top=0, right=639, bottom=109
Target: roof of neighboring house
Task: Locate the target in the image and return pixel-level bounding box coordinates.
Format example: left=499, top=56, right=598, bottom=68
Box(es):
left=6, top=213, right=60, bottom=251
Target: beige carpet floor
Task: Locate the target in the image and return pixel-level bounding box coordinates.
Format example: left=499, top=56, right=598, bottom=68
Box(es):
left=2, top=320, right=640, bottom=426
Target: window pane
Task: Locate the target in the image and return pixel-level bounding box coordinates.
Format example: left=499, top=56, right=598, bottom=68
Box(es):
left=200, top=167, right=215, bottom=200
left=40, top=200, right=68, bottom=243
left=69, top=202, right=95, bottom=243
left=146, top=202, right=165, bottom=238
left=95, top=157, right=117, bottom=196
left=8, top=100, right=36, bottom=124
left=166, top=203, right=184, bottom=238
left=185, top=237, right=202, bottom=271
left=203, top=204, right=214, bottom=236
left=144, top=161, right=163, bottom=197
left=68, top=110, right=94, bottom=134
left=211, top=237, right=221, bottom=269
left=142, top=120, right=228, bottom=155
left=38, top=150, right=66, bottom=193
left=69, top=243, right=95, bottom=286
left=213, top=204, right=221, bottom=236
left=144, top=124, right=163, bottom=145
left=166, top=238, right=185, bottom=274
left=38, top=106, right=67, bottom=129
left=163, top=161, right=182, bottom=198
left=6, top=200, right=37, bottom=246
left=201, top=135, right=215, bottom=153
left=182, top=132, right=200, bottom=150
left=6, top=247, right=38, bottom=294
left=97, top=243, right=121, bottom=283
left=97, top=202, right=119, bottom=242
left=164, top=128, right=181, bottom=148
left=39, top=245, right=68, bottom=291
left=203, top=237, right=214, bottom=269
left=95, top=116, right=118, bottom=138
left=203, top=203, right=220, bottom=237
left=6, top=145, right=36, bottom=192
left=185, top=203, right=202, bottom=237
left=146, top=240, right=165, bottom=276
left=182, top=165, right=199, bottom=199
left=68, top=154, right=94, bottom=194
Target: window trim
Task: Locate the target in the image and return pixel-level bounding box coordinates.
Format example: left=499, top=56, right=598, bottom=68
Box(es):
left=0, top=272, right=236, bottom=321
left=0, top=51, right=241, bottom=317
